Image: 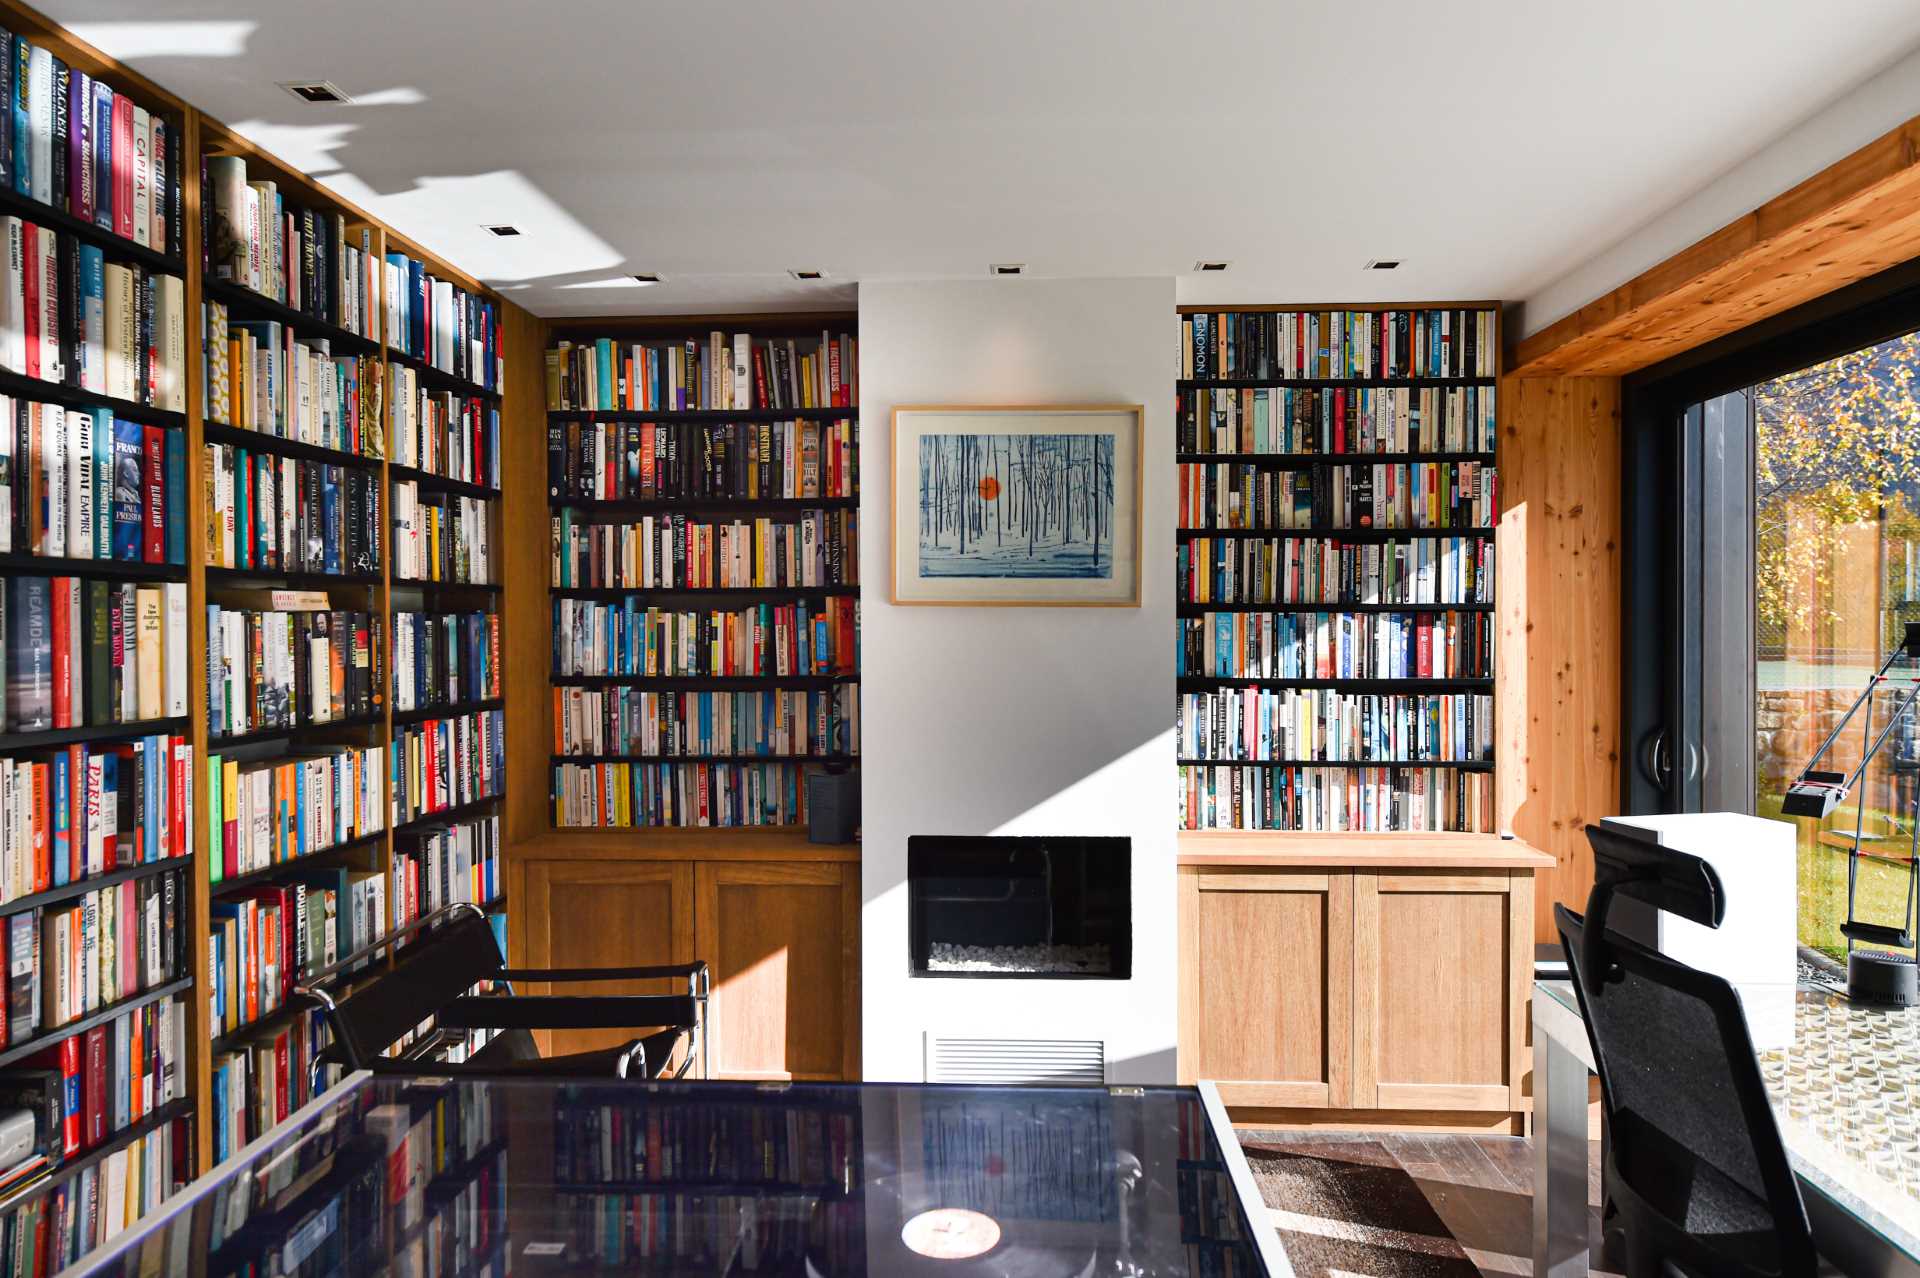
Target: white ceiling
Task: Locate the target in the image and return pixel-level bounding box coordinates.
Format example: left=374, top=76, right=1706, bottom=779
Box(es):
left=41, top=0, right=1920, bottom=318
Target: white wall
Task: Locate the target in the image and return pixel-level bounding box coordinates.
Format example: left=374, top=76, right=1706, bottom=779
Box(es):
left=857, top=276, right=1178, bottom=1083
left=1518, top=42, right=1920, bottom=339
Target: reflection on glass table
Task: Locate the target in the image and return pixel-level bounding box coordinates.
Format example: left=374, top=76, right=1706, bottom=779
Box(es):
left=65, top=1075, right=1289, bottom=1277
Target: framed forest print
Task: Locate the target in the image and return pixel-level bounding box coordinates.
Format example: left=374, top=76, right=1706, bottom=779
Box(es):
left=891, top=405, right=1142, bottom=606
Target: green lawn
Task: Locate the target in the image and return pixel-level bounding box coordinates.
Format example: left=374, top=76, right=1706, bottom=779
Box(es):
left=1760, top=793, right=1919, bottom=960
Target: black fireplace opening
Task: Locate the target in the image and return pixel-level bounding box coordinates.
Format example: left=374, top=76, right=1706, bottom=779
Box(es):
left=907, top=835, right=1131, bottom=979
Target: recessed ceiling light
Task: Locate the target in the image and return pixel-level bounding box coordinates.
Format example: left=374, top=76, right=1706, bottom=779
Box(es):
left=989, top=263, right=1025, bottom=277
left=1194, top=260, right=1230, bottom=272
left=631, top=273, right=663, bottom=285
left=278, top=80, right=351, bottom=104
left=483, top=224, right=519, bottom=237
left=789, top=269, right=827, bottom=281
left=1364, top=259, right=1401, bottom=271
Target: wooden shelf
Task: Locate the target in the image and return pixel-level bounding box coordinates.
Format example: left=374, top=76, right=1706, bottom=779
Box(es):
left=514, top=825, right=858, bottom=862
left=1176, top=451, right=1495, bottom=466
left=392, top=793, right=503, bottom=836
left=0, top=367, right=188, bottom=428
left=206, top=567, right=383, bottom=590
left=0, top=552, right=186, bottom=582
left=209, top=711, right=383, bottom=750
left=0, top=977, right=194, bottom=1069
left=210, top=831, right=386, bottom=898
left=1179, top=599, right=1491, bottom=614
left=1176, top=830, right=1552, bottom=869
left=384, top=346, right=499, bottom=400
left=553, top=496, right=857, bottom=515
left=549, top=406, right=854, bottom=423
left=552, top=673, right=856, bottom=689
left=0, top=857, right=188, bottom=919
left=203, top=421, right=382, bottom=471
left=0, top=1097, right=194, bottom=1215
left=1178, top=675, right=1492, bottom=691
left=1179, top=377, right=1495, bottom=390
left=1177, top=526, right=1496, bottom=540
left=1179, top=758, right=1492, bottom=771
left=202, top=277, right=380, bottom=355
left=550, top=585, right=857, bottom=601
left=393, top=698, right=503, bottom=726
left=0, top=185, right=184, bottom=274
left=553, top=753, right=856, bottom=766
left=0, top=715, right=189, bottom=752
left=387, top=463, right=500, bottom=500
left=1177, top=601, right=1494, bottom=615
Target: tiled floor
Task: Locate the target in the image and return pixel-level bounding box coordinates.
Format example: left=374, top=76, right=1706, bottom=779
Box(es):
left=1240, top=1131, right=1619, bottom=1278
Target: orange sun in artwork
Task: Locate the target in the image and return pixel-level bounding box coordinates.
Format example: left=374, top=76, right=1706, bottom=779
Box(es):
left=978, top=475, right=1001, bottom=501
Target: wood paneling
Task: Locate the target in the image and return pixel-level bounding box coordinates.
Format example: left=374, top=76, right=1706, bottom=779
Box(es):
left=1511, top=113, right=1920, bottom=376
left=499, top=302, right=551, bottom=852
left=1497, top=376, right=1622, bottom=942
left=695, top=861, right=860, bottom=1081
left=1353, top=872, right=1515, bottom=1110
left=521, top=861, right=695, bottom=1057
left=1179, top=867, right=1352, bottom=1108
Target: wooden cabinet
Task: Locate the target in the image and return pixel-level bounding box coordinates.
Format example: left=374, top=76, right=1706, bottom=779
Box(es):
left=697, top=861, right=860, bottom=1082
left=1178, top=871, right=1351, bottom=1108
left=515, top=838, right=860, bottom=1079
left=1177, top=835, right=1548, bottom=1130
left=1352, top=871, right=1530, bottom=1115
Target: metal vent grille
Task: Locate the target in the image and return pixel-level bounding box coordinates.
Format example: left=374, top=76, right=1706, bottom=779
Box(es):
left=925, top=1036, right=1106, bottom=1085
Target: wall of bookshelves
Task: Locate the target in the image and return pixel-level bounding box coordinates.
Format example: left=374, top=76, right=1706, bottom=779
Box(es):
left=541, top=317, right=860, bottom=838
left=1174, top=305, right=1500, bottom=835
left=0, top=1, right=525, bottom=1253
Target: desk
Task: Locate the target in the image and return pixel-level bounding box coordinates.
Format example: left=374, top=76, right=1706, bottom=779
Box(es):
left=63, top=1073, right=1292, bottom=1278
left=1533, top=979, right=1920, bottom=1277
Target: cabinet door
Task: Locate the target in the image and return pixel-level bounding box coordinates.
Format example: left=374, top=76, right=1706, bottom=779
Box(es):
left=694, top=861, right=859, bottom=1081
left=522, top=860, right=696, bottom=1058
left=1177, top=868, right=1352, bottom=1108
left=1352, top=871, right=1530, bottom=1111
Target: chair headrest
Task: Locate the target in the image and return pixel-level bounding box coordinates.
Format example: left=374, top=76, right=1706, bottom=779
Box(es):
left=1578, top=822, right=1726, bottom=995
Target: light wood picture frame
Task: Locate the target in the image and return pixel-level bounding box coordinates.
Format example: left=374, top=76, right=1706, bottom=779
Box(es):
left=890, top=404, right=1143, bottom=606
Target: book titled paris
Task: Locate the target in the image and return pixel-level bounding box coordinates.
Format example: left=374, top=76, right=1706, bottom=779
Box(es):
left=891, top=406, right=1141, bottom=607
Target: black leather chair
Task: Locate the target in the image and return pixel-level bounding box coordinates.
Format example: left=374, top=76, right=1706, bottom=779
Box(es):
left=1555, top=822, right=1818, bottom=1278
left=296, top=903, right=708, bottom=1082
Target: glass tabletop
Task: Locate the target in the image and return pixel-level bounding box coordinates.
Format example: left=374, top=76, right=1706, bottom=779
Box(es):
left=67, top=1076, right=1278, bottom=1278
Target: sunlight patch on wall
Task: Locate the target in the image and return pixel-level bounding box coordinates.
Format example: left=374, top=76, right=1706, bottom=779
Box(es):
left=988, top=730, right=1176, bottom=837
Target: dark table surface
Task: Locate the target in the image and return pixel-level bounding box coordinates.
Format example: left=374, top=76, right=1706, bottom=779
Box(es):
left=65, top=1074, right=1285, bottom=1277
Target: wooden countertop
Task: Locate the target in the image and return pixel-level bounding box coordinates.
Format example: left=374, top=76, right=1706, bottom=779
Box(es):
left=1178, top=830, right=1554, bottom=869
left=510, top=826, right=861, bottom=863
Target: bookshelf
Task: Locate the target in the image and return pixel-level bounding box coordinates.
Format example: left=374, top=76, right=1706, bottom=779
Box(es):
left=0, top=1, right=530, bottom=1245
left=195, top=115, right=510, bottom=1167
left=0, top=6, right=202, bottom=1257
left=542, top=317, right=860, bottom=835
left=1174, top=305, right=1500, bottom=836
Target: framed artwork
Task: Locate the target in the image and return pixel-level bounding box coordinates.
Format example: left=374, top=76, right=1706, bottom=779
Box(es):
left=891, top=405, right=1142, bottom=606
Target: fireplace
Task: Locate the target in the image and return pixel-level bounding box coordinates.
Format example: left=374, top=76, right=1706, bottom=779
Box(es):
left=908, top=836, right=1131, bottom=979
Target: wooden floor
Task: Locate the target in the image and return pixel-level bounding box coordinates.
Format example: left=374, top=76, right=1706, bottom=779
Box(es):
left=1240, top=1130, right=1618, bottom=1278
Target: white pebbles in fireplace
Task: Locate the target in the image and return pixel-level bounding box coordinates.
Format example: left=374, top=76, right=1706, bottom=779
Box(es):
left=926, top=941, right=1114, bottom=975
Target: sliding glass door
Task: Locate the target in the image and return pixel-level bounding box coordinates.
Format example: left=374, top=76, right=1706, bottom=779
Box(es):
left=1625, top=264, right=1920, bottom=960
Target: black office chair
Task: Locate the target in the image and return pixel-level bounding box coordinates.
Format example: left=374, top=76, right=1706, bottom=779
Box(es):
left=1555, top=822, right=1818, bottom=1278
left=297, top=903, right=709, bottom=1082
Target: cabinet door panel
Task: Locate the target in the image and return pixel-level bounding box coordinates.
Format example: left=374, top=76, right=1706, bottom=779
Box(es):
left=523, top=861, right=695, bottom=1058
left=1354, top=871, right=1520, bottom=1110
left=695, top=861, right=858, bottom=1081
left=1178, top=869, right=1351, bottom=1108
